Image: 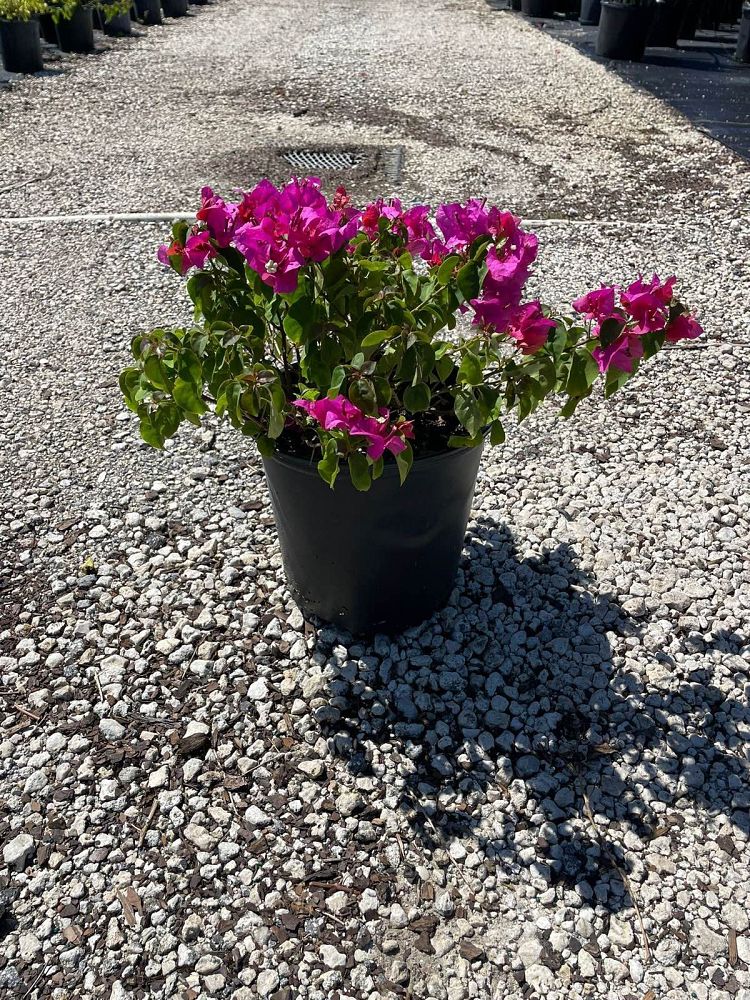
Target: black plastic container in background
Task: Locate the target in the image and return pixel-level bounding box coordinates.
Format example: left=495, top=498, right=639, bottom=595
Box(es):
left=522, top=0, right=556, bottom=13
left=736, top=2, right=750, bottom=60
left=56, top=6, right=95, bottom=53
left=135, top=0, right=163, bottom=24
left=596, top=1, right=654, bottom=58
left=678, top=0, right=699, bottom=36
left=102, top=9, right=133, bottom=35
left=163, top=0, right=189, bottom=14
left=510, top=0, right=523, bottom=8
left=648, top=0, right=682, bottom=45
left=263, top=445, right=484, bottom=634
left=0, top=18, right=43, bottom=73
left=580, top=0, right=602, bottom=22
left=38, top=12, right=58, bottom=44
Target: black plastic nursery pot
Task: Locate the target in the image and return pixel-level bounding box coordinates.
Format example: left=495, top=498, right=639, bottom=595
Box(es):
left=579, top=0, right=602, bottom=24
left=38, top=12, right=58, bottom=44
left=0, top=18, right=43, bottom=73
left=135, top=0, right=163, bottom=24
left=736, top=2, right=750, bottom=61
left=677, top=0, right=699, bottom=36
left=263, top=445, right=484, bottom=635
left=647, top=0, right=682, bottom=45
left=56, top=6, right=95, bottom=53
left=521, top=0, right=556, bottom=15
left=596, top=2, right=654, bottom=59
left=102, top=8, right=133, bottom=34
left=162, top=0, right=189, bottom=14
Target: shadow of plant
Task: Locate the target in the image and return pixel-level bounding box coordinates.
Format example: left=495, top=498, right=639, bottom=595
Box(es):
left=313, top=517, right=749, bottom=915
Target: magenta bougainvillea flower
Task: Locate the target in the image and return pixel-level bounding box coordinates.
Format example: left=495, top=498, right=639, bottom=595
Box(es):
left=592, top=331, right=645, bottom=373
left=293, top=396, right=414, bottom=460
left=572, top=286, right=617, bottom=323
left=620, top=274, right=676, bottom=333
left=664, top=312, right=703, bottom=342
left=196, top=187, right=237, bottom=248
left=231, top=177, right=359, bottom=292
left=573, top=275, right=704, bottom=373
left=157, top=230, right=216, bottom=274
left=505, top=302, right=557, bottom=355
left=469, top=214, right=539, bottom=338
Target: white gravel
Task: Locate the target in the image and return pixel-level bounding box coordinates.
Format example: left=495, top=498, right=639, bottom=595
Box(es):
left=1, top=0, right=750, bottom=998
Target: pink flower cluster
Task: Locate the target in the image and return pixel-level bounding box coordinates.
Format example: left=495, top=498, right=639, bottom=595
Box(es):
left=158, top=178, right=359, bottom=293
left=293, top=396, right=414, bottom=460
left=360, top=196, right=551, bottom=353
left=573, top=275, right=703, bottom=373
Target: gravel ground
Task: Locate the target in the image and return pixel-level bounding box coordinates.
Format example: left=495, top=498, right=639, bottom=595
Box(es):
left=2, top=1, right=750, bottom=999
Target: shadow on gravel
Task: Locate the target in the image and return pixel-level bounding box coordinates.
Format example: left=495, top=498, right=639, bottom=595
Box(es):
left=315, top=518, right=749, bottom=914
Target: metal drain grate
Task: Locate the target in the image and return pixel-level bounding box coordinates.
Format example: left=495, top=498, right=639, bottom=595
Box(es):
left=281, top=149, right=362, bottom=172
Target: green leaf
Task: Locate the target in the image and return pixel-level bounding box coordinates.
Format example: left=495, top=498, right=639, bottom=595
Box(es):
left=348, top=452, right=371, bottom=492
left=458, top=350, right=483, bottom=386
left=349, top=378, right=378, bottom=415
left=489, top=420, right=505, bottom=446
left=456, top=261, right=480, bottom=301
left=143, top=356, right=171, bottom=392
left=403, top=382, right=432, bottom=412
left=598, top=316, right=625, bottom=348
left=373, top=377, right=392, bottom=406
left=329, top=365, right=347, bottom=394
left=283, top=297, right=314, bottom=345
left=317, top=439, right=340, bottom=489
left=361, top=326, right=399, bottom=349
left=437, top=255, right=461, bottom=285
left=173, top=377, right=207, bottom=416
left=255, top=434, right=275, bottom=458
left=448, top=433, right=484, bottom=448
left=371, top=457, right=384, bottom=480
left=454, top=387, right=483, bottom=437
left=138, top=418, right=164, bottom=449
left=559, top=395, right=582, bottom=419
left=394, top=440, right=413, bottom=486
left=119, top=368, right=141, bottom=411
left=565, top=353, right=595, bottom=398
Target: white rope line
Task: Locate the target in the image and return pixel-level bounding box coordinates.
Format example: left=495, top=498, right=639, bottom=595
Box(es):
left=0, top=212, right=705, bottom=227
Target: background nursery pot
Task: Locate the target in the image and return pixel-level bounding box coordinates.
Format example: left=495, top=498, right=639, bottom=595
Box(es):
left=263, top=445, right=484, bottom=635
left=0, top=17, right=42, bottom=72
left=162, top=0, right=188, bottom=14
left=134, top=0, right=162, bottom=23
left=101, top=2, right=131, bottom=33
left=55, top=4, right=94, bottom=52
left=38, top=11, right=57, bottom=42
left=521, top=0, right=556, bottom=15
left=596, top=1, right=654, bottom=59
left=579, top=0, right=602, bottom=24
left=647, top=0, right=682, bottom=46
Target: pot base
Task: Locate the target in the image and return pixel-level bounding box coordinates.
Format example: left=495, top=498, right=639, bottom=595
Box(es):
left=263, top=446, right=483, bottom=634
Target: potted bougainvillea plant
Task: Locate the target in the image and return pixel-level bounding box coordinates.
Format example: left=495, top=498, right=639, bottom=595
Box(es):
left=120, top=177, right=702, bottom=633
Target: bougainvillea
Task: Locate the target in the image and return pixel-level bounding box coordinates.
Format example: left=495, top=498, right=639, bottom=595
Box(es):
left=120, top=177, right=702, bottom=489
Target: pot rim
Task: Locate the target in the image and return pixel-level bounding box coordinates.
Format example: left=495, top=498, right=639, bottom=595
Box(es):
left=265, top=442, right=481, bottom=479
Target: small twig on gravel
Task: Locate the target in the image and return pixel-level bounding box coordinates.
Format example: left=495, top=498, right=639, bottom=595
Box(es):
left=0, top=168, right=53, bottom=195
left=21, top=968, right=46, bottom=998
left=137, top=798, right=159, bottom=848
left=583, top=790, right=651, bottom=965
left=94, top=672, right=104, bottom=703
left=13, top=704, right=41, bottom=722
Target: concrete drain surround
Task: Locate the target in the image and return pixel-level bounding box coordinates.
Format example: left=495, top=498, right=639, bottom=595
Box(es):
left=206, top=146, right=405, bottom=194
